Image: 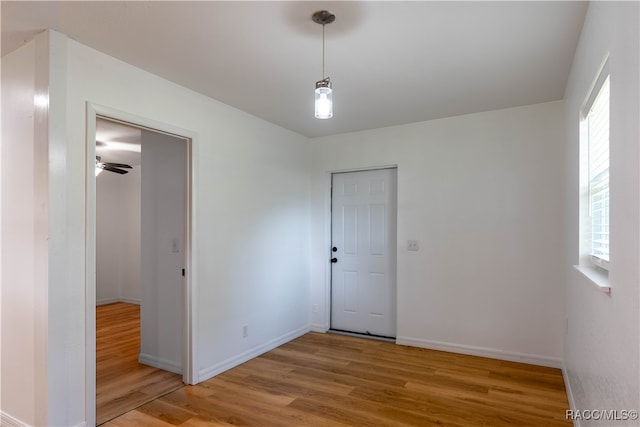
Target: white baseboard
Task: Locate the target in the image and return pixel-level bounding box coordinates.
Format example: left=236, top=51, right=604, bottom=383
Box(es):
left=199, top=325, right=310, bottom=382
left=0, top=411, right=87, bottom=427
left=562, top=363, right=579, bottom=427
left=1, top=411, right=28, bottom=427
left=96, top=297, right=120, bottom=306
left=310, top=323, right=329, bottom=333
left=396, top=336, right=562, bottom=368
left=96, top=297, right=141, bottom=306
left=138, top=353, right=181, bottom=374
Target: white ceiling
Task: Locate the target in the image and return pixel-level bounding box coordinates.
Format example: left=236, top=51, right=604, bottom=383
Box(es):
left=2, top=1, right=588, bottom=138
left=95, top=118, right=141, bottom=167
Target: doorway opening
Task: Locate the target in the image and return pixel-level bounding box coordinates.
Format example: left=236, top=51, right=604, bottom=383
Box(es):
left=329, top=168, right=398, bottom=340
left=94, top=117, right=189, bottom=424
left=85, top=105, right=196, bottom=426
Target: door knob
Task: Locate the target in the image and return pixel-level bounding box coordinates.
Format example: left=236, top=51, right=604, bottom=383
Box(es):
left=331, top=257, right=338, bottom=263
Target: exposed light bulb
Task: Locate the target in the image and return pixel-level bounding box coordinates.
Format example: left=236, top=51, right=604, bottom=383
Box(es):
left=315, top=79, right=333, bottom=119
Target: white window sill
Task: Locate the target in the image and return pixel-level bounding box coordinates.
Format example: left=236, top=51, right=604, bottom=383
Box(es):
left=573, top=265, right=611, bottom=293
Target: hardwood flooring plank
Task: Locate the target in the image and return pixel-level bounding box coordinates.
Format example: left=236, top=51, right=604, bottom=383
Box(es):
left=107, top=332, right=572, bottom=426
left=213, top=362, right=357, bottom=398
left=96, top=303, right=184, bottom=425
left=200, top=378, right=297, bottom=407
left=102, top=409, right=177, bottom=427
left=433, top=367, right=570, bottom=399
left=135, top=399, right=199, bottom=426
left=286, top=397, right=417, bottom=427
left=347, top=384, right=494, bottom=427
left=262, top=352, right=409, bottom=388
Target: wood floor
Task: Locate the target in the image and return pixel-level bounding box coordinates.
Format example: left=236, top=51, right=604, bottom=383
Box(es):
left=104, top=331, right=571, bottom=426
left=97, top=303, right=184, bottom=425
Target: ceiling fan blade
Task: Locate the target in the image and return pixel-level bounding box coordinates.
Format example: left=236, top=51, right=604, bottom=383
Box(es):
left=103, top=162, right=132, bottom=169
left=102, top=165, right=129, bottom=174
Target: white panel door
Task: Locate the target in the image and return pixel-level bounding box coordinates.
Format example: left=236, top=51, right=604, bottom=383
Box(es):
left=331, top=168, right=397, bottom=338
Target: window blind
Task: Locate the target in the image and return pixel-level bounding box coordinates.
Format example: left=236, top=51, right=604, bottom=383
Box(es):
left=587, top=76, right=610, bottom=262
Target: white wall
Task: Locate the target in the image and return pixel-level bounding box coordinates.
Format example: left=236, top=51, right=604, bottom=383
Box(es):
left=563, top=2, right=639, bottom=425
left=139, top=130, right=186, bottom=373
left=96, top=166, right=141, bottom=305
left=310, top=101, right=566, bottom=366
left=1, top=35, right=41, bottom=427
left=9, top=30, right=311, bottom=426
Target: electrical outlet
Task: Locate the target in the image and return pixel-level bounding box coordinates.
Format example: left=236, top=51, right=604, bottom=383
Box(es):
left=243, top=325, right=248, bottom=338
left=312, top=304, right=319, bottom=313
left=407, top=240, right=419, bottom=251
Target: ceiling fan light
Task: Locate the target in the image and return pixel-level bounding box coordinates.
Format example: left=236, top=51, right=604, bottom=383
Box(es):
left=315, top=78, right=333, bottom=119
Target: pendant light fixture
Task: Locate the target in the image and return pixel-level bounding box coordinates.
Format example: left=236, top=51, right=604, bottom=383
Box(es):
left=312, top=10, right=335, bottom=119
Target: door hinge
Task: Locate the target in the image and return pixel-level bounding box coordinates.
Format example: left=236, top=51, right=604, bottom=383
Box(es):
left=182, top=268, right=185, bottom=277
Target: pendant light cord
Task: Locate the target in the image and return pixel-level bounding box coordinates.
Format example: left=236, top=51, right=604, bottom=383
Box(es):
left=322, top=23, right=326, bottom=80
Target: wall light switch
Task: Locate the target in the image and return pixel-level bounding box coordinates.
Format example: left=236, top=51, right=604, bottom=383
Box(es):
left=171, top=238, right=180, bottom=253
left=407, top=240, right=419, bottom=251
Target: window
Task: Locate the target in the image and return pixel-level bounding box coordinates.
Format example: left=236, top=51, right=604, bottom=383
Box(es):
left=581, top=62, right=610, bottom=272
left=587, top=75, right=610, bottom=265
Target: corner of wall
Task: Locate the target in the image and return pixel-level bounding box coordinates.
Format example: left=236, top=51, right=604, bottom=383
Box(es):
left=198, top=325, right=310, bottom=382
left=561, top=363, right=580, bottom=427
left=0, top=412, right=29, bottom=427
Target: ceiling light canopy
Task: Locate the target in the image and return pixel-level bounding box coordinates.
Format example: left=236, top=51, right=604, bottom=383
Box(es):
left=312, top=10, right=335, bottom=120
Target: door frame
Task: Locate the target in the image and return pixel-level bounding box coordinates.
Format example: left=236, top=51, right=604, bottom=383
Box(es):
left=85, top=103, right=199, bottom=425
left=325, top=165, right=398, bottom=337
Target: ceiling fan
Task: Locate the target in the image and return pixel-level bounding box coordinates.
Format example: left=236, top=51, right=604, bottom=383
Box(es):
left=96, top=156, right=132, bottom=175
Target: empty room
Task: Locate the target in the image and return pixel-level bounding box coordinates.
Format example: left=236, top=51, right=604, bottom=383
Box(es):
left=1, top=1, right=638, bottom=426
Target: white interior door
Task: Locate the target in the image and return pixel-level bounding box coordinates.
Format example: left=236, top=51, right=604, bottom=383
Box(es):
left=331, top=168, right=397, bottom=338
left=140, top=129, right=186, bottom=374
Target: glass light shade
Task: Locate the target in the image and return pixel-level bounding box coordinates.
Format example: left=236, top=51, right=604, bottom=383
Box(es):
left=315, top=79, right=333, bottom=119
